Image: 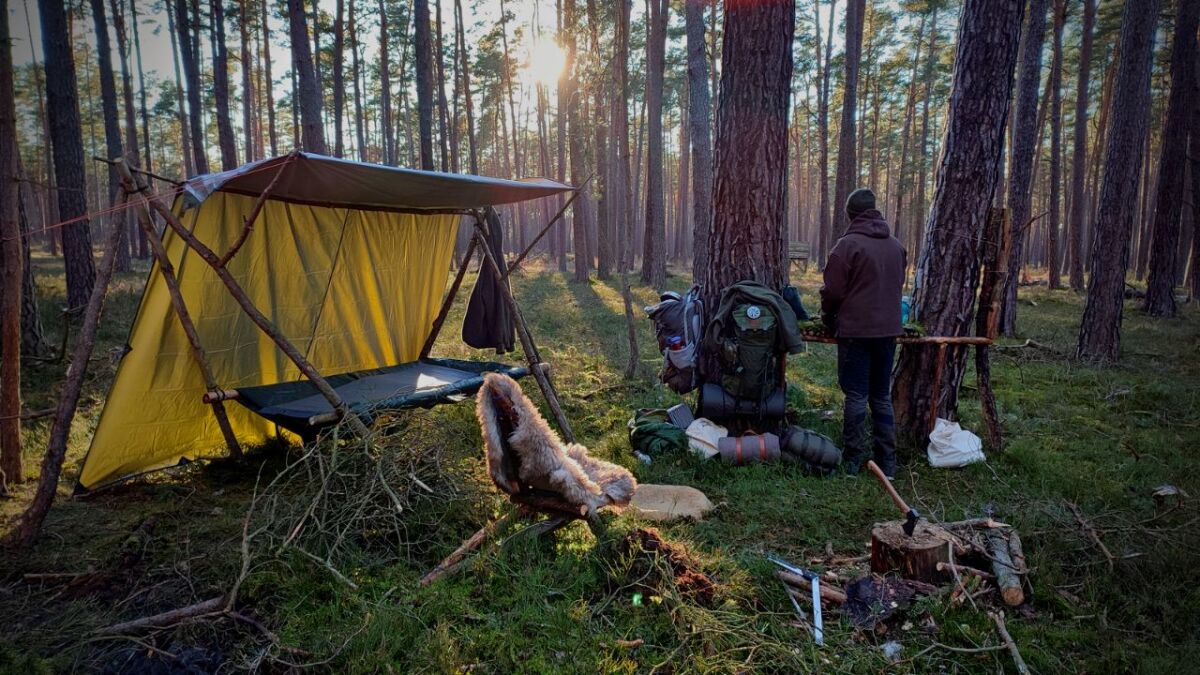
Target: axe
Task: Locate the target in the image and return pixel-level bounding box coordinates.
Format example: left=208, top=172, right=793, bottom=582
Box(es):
left=866, top=461, right=922, bottom=536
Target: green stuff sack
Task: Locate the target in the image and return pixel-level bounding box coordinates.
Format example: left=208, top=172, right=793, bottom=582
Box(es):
left=719, top=303, right=780, bottom=401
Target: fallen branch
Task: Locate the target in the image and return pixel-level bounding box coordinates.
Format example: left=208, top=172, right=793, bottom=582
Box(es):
left=420, top=515, right=513, bottom=586
left=1068, top=502, right=1114, bottom=571
left=989, top=611, right=1030, bottom=675
left=97, top=596, right=226, bottom=635
left=937, top=562, right=995, bottom=580
left=986, top=529, right=1025, bottom=606
left=776, top=570, right=847, bottom=605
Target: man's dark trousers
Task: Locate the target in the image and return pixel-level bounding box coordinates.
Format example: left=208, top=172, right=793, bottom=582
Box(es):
left=837, top=337, right=897, bottom=476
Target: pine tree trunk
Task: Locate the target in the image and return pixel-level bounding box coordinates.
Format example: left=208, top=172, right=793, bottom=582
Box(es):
left=378, top=0, right=394, bottom=164
left=815, top=0, right=834, bottom=267
left=640, top=0, right=668, bottom=288
left=261, top=0, right=278, bottom=156
left=16, top=174, right=48, bottom=357
left=701, top=0, right=794, bottom=354
left=563, top=0, right=589, bottom=282
left=210, top=0, right=238, bottom=169
left=1, top=0, right=22, bottom=485
left=892, top=0, right=1024, bottom=441
left=1077, top=0, right=1162, bottom=361
left=1190, top=54, right=1200, bottom=303
left=435, top=0, right=451, bottom=170
left=455, top=0, right=478, bottom=174
left=1068, top=0, right=1095, bottom=292
left=288, top=0, right=328, bottom=154
left=999, top=0, right=1049, bottom=336
left=110, top=0, right=143, bottom=260
left=686, top=0, right=713, bottom=282
left=90, top=0, right=131, bottom=274
left=831, top=0, right=866, bottom=239
left=414, top=0, right=435, bottom=169
left=175, top=0, right=209, bottom=174
left=331, top=0, right=345, bottom=157
left=892, top=12, right=927, bottom=246
left=238, top=0, right=255, bottom=161
left=912, top=6, right=938, bottom=266
left=1143, top=0, right=1199, bottom=317
left=1046, top=0, right=1064, bottom=290
left=39, top=0, right=97, bottom=309
left=614, top=0, right=634, bottom=273
left=349, top=0, right=366, bottom=160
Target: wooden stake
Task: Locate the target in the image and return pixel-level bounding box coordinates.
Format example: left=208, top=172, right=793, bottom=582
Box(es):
left=114, top=160, right=242, bottom=458
left=122, top=164, right=369, bottom=436
left=472, top=222, right=575, bottom=442
left=420, top=234, right=478, bottom=359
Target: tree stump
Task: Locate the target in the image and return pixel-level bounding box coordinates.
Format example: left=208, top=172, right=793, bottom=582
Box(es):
left=870, top=520, right=955, bottom=583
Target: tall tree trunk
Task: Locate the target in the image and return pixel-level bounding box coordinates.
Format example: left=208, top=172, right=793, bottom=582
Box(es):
left=815, top=0, right=834, bottom=267
left=892, top=0, right=1024, bottom=441
left=350, top=0, right=366, bottom=160
left=288, top=0, right=328, bottom=154
left=686, top=0, right=713, bottom=282
left=39, top=0, right=96, bottom=310
left=640, top=0, right=668, bottom=287
left=892, top=11, right=927, bottom=247
left=1068, top=0, right=1095, bottom=292
left=414, top=0, right=435, bottom=169
left=332, top=0, right=345, bottom=157
left=435, top=0, right=451, bottom=170
left=90, top=0, right=131, bottom=274
left=588, top=0, right=609, bottom=277
left=831, top=0, right=866, bottom=238
left=238, top=0, right=255, bottom=161
left=1046, top=0, right=1065, bottom=290
left=110, top=0, right=143, bottom=261
left=455, top=0, right=478, bottom=173
left=175, top=0, right=209, bottom=174
left=999, top=0, right=1049, bottom=336
left=1077, top=0, right=1161, bottom=361
left=564, top=0, right=589, bottom=281
left=615, top=0, right=634, bottom=272
left=1190, top=53, right=1200, bottom=303
left=210, top=0, right=238, bottom=169
left=379, top=0, right=395, bottom=164
left=261, top=0, right=278, bottom=156
left=554, top=2, right=568, bottom=271
left=1143, top=0, right=1199, bottom=317
left=701, top=0, right=794, bottom=341
left=911, top=4, right=938, bottom=266
left=1, top=0, right=22, bottom=486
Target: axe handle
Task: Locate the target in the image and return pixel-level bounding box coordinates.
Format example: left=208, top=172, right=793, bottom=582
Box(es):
left=866, top=460, right=912, bottom=515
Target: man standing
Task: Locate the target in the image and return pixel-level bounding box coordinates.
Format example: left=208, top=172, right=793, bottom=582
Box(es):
left=820, top=188, right=906, bottom=478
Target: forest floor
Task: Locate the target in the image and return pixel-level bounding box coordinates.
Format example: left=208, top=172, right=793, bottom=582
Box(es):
left=2, top=253, right=1199, bottom=673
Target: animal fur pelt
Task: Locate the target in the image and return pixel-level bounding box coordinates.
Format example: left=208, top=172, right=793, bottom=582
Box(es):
left=476, top=373, right=636, bottom=514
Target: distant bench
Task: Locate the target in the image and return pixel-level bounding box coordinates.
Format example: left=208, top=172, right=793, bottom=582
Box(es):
left=789, top=241, right=812, bottom=275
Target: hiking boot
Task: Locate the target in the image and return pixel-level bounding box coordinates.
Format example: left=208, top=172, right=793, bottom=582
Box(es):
left=841, top=448, right=869, bottom=476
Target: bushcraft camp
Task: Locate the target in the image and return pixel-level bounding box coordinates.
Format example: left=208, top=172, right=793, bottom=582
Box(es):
left=1, top=0, right=1199, bottom=672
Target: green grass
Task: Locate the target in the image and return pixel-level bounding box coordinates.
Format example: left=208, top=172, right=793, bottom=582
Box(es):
left=2, top=254, right=1199, bottom=673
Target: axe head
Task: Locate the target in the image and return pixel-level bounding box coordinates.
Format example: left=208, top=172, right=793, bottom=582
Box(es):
left=902, top=509, right=921, bottom=536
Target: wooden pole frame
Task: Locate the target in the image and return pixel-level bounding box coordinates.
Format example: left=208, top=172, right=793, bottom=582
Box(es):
left=119, top=162, right=370, bottom=436
left=471, top=212, right=575, bottom=442
left=114, top=159, right=243, bottom=457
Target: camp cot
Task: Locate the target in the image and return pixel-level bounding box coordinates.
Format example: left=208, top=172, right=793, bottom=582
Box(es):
left=79, top=152, right=575, bottom=491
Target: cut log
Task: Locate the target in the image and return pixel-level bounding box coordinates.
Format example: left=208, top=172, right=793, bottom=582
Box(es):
left=986, top=529, right=1025, bottom=606
left=870, top=520, right=954, bottom=583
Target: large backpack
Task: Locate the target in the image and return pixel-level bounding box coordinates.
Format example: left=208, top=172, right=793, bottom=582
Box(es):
left=717, top=301, right=782, bottom=401
left=644, top=285, right=704, bottom=394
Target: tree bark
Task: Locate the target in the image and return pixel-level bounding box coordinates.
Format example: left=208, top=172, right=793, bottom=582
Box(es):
left=1068, top=0, right=1095, bottom=292
left=999, top=0, right=1049, bottom=336
left=640, top=0, right=668, bottom=288
left=892, top=0, right=1024, bottom=441
left=701, top=0, right=794, bottom=351
left=378, top=0, right=394, bottom=164
left=39, top=0, right=97, bottom=309
left=1046, top=0, right=1065, bottom=290
left=110, top=0, right=143, bottom=260
left=564, top=0, right=589, bottom=282
left=261, top=0, right=278, bottom=157
left=832, top=0, right=866, bottom=239
left=89, top=0, right=131, bottom=274
left=1, top=0, right=22, bottom=486
left=174, top=0, right=208, bottom=175
left=1190, top=54, right=1200, bottom=303
left=615, top=0, right=634, bottom=272
left=911, top=4, right=939, bottom=265
left=210, top=0, right=238, bottom=169
left=686, top=0, right=713, bottom=281
left=288, top=0, right=328, bottom=154
left=1077, top=0, right=1162, bottom=361
left=238, top=0, right=255, bottom=161
left=414, top=0, right=435, bottom=169
left=455, top=0, right=478, bottom=173
left=815, top=0, right=834, bottom=267
left=332, top=0, right=345, bottom=157
left=1143, top=0, right=1199, bottom=317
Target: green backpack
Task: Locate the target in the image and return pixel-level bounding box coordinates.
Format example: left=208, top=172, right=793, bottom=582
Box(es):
left=718, top=303, right=781, bottom=401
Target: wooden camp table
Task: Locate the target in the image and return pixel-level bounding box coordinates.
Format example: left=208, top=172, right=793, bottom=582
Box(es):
left=801, top=333, right=996, bottom=439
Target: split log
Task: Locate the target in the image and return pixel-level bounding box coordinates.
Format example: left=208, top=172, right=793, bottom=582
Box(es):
left=870, top=520, right=955, bottom=583
left=1008, top=529, right=1027, bottom=573
left=986, top=529, right=1025, bottom=606
left=775, top=570, right=848, bottom=605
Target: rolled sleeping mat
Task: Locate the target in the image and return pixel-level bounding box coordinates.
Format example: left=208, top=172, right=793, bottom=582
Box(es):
left=697, top=383, right=786, bottom=420
left=780, top=426, right=842, bottom=468
left=717, top=432, right=781, bottom=465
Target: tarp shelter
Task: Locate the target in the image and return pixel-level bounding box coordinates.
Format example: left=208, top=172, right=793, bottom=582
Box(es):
left=79, top=152, right=573, bottom=490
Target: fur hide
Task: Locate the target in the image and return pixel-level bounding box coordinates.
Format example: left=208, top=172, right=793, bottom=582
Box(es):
left=476, top=373, right=636, bottom=513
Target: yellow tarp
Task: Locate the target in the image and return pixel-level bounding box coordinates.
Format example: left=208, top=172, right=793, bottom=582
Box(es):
left=80, top=192, right=458, bottom=489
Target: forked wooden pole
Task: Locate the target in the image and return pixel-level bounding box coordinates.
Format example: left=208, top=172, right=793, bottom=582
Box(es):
left=217, top=153, right=294, bottom=266
left=420, top=234, right=478, bottom=359
left=114, top=160, right=243, bottom=457
left=122, top=164, right=369, bottom=436
left=472, top=221, right=574, bottom=442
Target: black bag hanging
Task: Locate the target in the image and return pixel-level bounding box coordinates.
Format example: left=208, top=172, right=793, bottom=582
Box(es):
left=462, top=207, right=515, bottom=354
